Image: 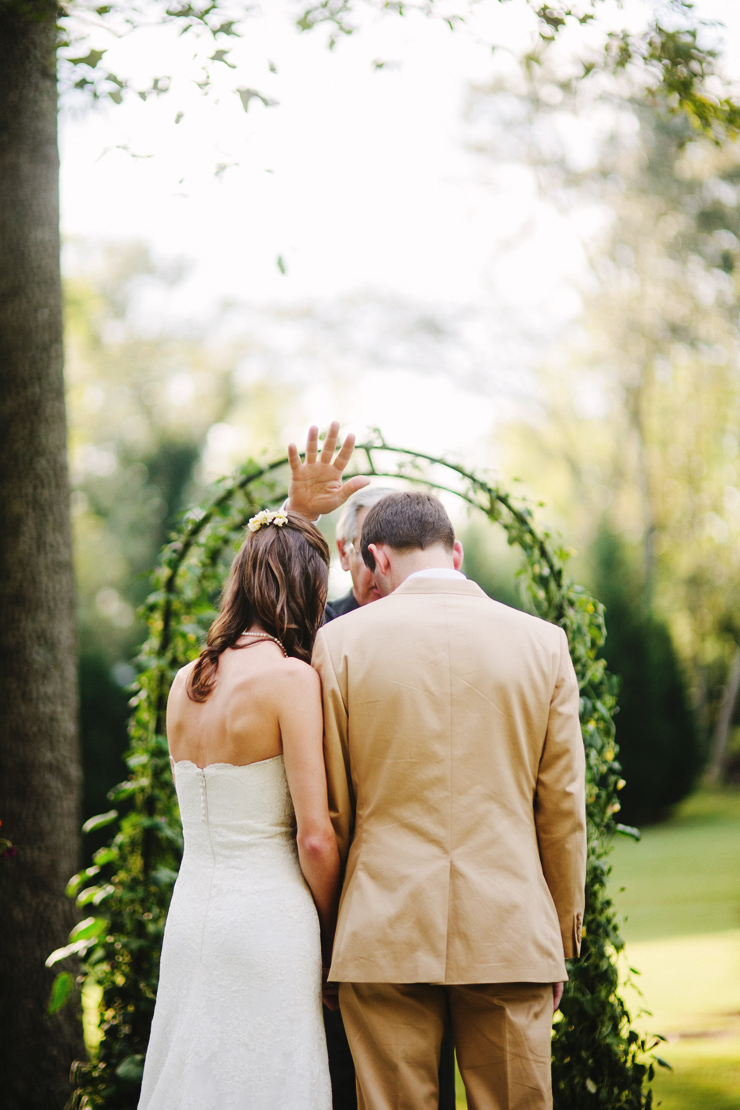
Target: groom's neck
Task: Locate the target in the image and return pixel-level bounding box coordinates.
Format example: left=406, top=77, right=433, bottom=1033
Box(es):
left=390, top=545, right=455, bottom=588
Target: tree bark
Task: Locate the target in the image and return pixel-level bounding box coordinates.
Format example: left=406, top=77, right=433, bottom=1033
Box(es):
left=0, top=4, right=84, bottom=1106
left=705, top=643, right=740, bottom=785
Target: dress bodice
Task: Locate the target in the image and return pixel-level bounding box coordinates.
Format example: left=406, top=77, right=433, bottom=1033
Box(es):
left=172, top=755, right=297, bottom=869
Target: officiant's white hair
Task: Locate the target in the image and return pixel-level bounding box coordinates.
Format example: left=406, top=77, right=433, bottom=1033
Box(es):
left=336, top=487, right=397, bottom=544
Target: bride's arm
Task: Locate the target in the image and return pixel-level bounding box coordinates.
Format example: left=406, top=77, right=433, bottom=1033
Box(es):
left=278, top=661, right=341, bottom=970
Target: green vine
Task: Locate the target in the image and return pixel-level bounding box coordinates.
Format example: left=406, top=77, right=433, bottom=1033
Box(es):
left=51, top=433, right=665, bottom=1108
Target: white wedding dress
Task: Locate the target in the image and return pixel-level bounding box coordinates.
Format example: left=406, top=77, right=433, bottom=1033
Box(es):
left=138, top=755, right=332, bottom=1110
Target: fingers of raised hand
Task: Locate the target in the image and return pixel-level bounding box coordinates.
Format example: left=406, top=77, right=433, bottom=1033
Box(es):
left=287, top=442, right=301, bottom=474
left=305, top=425, right=320, bottom=466
left=333, top=431, right=357, bottom=473
left=319, top=420, right=340, bottom=465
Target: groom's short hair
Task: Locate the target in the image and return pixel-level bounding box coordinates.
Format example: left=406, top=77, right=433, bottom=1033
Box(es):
left=360, top=492, right=455, bottom=571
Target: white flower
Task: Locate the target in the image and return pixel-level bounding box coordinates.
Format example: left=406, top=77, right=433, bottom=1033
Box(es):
left=247, top=508, right=289, bottom=532
left=247, top=509, right=269, bottom=532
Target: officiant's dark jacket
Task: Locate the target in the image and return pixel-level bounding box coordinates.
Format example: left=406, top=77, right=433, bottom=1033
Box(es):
left=325, top=591, right=360, bottom=620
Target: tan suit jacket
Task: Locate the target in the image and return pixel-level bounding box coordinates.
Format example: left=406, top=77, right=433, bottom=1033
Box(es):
left=312, top=576, right=586, bottom=985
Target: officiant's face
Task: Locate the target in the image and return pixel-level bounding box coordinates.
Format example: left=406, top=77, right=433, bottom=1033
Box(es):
left=338, top=507, right=382, bottom=607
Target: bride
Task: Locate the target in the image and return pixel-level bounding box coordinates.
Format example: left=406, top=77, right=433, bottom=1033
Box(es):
left=138, top=424, right=368, bottom=1110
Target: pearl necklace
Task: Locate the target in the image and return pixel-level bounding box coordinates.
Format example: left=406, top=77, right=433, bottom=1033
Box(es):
left=240, top=631, right=288, bottom=658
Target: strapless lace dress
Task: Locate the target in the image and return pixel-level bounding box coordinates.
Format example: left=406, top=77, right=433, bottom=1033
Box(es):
left=138, top=755, right=331, bottom=1110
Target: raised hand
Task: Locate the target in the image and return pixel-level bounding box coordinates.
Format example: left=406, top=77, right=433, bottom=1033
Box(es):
left=287, top=422, right=370, bottom=521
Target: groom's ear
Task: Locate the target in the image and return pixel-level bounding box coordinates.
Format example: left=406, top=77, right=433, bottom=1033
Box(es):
left=367, top=543, right=390, bottom=577
left=452, top=540, right=464, bottom=571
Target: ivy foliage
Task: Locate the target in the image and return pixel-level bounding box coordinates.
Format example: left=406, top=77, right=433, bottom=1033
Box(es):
left=52, top=434, right=665, bottom=1108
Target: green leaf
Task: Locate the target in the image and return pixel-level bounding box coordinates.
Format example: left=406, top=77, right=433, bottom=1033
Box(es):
left=68, top=49, right=106, bottom=69
left=69, top=916, right=108, bottom=942
left=616, top=823, right=641, bottom=841
left=66, top=863, right=100, bottom=897
left=276, top=254, right=287, bottom=275
left=115, top=1054, right=145, bottom=1082
left=108, top=780, right=143, bottom=801
left=47, top=972, right=75, bottom=1014
left=46, top=938, right=93, bottom=967
left=237, top=87, right=277, bottom=113
left=152, top=867, right=178, bottom=887
left=655, top=1056, right=673, bottom=1070
left=76, top=883, right=114, bottom=908
left=211, top=49, right=236, bottom=68
left=92, top=846, right=116, bottom=867
left=82, top=809, right=118, bottom=834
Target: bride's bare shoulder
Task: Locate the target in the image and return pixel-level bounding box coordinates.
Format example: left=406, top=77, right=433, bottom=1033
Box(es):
left=277, top=656, right=320, bottom=690
left=168, top=660, right=197, bottom=699
left=172, top=659, right=197, bottom=684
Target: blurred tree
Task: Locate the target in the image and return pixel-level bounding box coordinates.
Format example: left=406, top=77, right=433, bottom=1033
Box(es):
left=459, top=518, right=523, bottom=610
left=78, top=650, right=131, bottom=860
left=471, top=71, right=740, bottom=786
left=590, top=526, right=700, bottom=823
left=65, top=244, right=234, bottom=842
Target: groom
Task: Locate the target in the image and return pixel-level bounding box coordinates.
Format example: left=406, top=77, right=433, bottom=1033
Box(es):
left=323, top=487, right=457, bottom=1110
left=311, top=491, right=587, bottom=1110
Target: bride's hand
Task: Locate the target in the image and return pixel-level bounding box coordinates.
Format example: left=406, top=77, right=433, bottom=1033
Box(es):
left=322, top=967, right=340, bottom=1011
left=287, top=422, right=370, bottom=521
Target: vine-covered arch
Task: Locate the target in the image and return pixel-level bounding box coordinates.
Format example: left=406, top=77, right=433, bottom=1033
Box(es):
left=58, top=434, right=661, bottom=1109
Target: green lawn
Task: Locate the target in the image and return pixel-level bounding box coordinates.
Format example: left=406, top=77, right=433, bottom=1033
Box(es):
left=609, top=789, right=740, bottom=943
left=455, top=789, right=740, bottom=1108
left=611, top=789, right=740, bottom=1110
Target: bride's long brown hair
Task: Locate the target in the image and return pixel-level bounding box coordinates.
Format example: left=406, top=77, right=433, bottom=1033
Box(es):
left=187, top=512, right=330, bottom=702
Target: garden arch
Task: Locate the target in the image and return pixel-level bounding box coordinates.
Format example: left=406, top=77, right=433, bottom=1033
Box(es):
left=59, top=433, right=662, bottom=1109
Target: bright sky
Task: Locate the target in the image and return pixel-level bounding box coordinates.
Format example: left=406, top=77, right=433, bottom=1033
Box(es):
left=59, top=0, right=740, bottom=465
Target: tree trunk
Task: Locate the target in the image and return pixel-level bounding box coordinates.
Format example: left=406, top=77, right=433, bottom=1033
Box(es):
left=705, top=643, right=740, bottom=785
left=0, top=4, right=84, bottom=1106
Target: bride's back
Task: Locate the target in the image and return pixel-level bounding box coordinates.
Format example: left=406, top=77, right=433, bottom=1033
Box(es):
left=166, top=511, right=331, bottom=772
left=167, top=638, right=297, bottom=769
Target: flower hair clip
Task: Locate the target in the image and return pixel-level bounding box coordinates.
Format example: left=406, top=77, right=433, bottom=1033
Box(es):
left=247, top=508, right=289, bottom=533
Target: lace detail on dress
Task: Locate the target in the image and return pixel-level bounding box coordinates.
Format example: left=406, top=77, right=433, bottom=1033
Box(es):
left=138, top=756, right=331, bottom=1110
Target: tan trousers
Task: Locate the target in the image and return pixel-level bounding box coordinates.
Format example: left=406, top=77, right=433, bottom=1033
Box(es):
left=339, top=981, right=553, bottom=1110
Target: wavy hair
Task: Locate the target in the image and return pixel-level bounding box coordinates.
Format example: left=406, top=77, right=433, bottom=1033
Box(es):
left=187, top=512, right=330, bottom=702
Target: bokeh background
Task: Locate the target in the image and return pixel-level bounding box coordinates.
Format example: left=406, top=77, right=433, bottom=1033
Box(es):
left=59, top=2, right=740, bottom=1106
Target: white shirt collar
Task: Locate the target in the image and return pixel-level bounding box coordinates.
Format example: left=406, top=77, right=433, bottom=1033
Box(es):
left=406, top=568, right=466, bottom=581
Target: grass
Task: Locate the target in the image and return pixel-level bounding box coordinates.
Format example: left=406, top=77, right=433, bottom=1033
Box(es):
left=610, top=789, right=740, bottom=1109
left=648, top=1035, right=740, bottom=1110
left=609, top=789, right=740, bottom=943
left=455, top=788, right=740, bottom=1108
